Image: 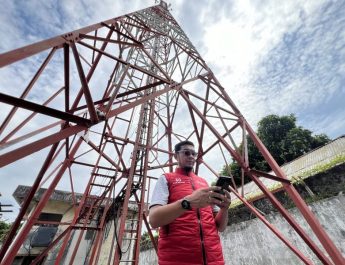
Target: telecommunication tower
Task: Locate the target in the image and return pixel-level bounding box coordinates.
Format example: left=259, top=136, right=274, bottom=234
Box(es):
left=0, top=1, right=344, bottom=264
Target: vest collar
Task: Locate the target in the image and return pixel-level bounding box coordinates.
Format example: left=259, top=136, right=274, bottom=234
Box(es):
left=175, top=167, right=195, bottom=176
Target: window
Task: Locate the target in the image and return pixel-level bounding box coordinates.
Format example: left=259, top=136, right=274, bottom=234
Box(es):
left=30, top=212, right=62, bottom=247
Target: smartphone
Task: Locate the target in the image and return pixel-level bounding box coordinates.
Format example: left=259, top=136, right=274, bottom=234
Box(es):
left=215, top=175, right=232, bottom=195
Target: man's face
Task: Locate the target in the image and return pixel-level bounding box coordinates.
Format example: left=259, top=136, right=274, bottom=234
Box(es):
left=175, top=144, right=196, bottom=170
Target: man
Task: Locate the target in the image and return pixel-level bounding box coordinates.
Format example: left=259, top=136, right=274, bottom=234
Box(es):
left=149, top=140, right=231, bottom=265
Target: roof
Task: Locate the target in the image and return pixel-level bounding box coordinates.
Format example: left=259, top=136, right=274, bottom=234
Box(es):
left=13, top=185, right=143, bottom=211
left=231, top=135, right=345, bottom=206
left=13, top=185, right=84, bottom=205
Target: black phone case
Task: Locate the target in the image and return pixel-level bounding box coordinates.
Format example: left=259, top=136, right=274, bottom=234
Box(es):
left=215, top=176, right=231, bottom=196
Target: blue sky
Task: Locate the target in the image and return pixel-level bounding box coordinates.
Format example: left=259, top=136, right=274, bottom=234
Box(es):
left=1, top=0, right=345, bottom=221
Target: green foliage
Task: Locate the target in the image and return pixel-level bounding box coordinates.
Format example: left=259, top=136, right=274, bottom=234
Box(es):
left=258, top=114, right=296, bottom=165
left=281, top=127, right=314, bottom=162
left=0, top=220, right=11, bottom=242
left=140, top=231, right=158, bottom=251
left=311, top=134, right=331, bottom=149
left=141, top=231, right=150, bottom=241
left=221, top=114, right=331, bottom=186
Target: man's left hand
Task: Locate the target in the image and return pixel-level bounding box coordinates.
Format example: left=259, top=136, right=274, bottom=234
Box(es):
left=210, top=189, right=231, bottom=209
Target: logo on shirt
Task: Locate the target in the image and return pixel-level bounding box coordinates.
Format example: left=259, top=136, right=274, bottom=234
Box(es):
left=172, top=177, right=188, bottom=185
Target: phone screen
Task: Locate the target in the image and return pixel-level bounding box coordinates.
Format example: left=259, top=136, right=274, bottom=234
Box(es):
left=215, top=176, right=232, bottom=194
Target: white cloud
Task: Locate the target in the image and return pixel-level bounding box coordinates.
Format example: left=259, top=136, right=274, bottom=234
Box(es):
left=201, top=0, right=345, bottom=136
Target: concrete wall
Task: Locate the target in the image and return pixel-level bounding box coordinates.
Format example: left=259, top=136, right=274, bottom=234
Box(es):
left=38, top=201, right=91, bottom=265
left=139, top=195, right=345, bottom=265
left=13, top=200, right=73, bottom=257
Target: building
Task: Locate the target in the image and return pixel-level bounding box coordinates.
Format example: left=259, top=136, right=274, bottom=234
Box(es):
left=11, top=186, right=138, bottom=265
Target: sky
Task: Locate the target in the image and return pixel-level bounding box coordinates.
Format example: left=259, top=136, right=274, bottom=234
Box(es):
left=1, top=0, right=345, bottom=221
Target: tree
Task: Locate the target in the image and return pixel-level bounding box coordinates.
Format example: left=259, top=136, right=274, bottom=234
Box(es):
left=281, top=127, right=314, bottom=162
left=257, top=114, right=296, bottom=165
left=221, top=114, right=330, bottom=186
left=311, top=134, right=330, bottom=149
left=0, top=220, right=11, bottom=242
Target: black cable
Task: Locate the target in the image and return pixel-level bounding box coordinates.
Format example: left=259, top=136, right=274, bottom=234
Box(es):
left=112, top=182, right=139, bottom=261
left=113, top=182, right=123, bottom=260
left=83, top=226, right=97, bottom=265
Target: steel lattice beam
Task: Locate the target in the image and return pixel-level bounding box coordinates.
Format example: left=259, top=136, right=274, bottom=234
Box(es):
left=0, top=1, right=344, bottom=265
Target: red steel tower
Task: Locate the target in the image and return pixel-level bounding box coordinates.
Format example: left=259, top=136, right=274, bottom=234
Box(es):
left=0, top=1, right=344, bottom=264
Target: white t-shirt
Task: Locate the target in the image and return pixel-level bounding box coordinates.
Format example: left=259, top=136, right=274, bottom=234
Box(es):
left=150, top=175, right=219, bottom=212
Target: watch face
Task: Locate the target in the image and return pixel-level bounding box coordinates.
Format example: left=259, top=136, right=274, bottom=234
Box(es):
left=182, top=199, right=191, bottom=210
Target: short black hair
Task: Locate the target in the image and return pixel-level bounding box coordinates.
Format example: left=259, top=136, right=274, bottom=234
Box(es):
left=174, top=140, right=194, bottom=153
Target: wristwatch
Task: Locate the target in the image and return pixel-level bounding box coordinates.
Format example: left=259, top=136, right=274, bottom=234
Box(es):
left=181, top=199, right=192, bottom=210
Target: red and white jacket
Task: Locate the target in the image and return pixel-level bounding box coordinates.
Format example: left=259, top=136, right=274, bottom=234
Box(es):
left=158, top=167, right=225, bottom=265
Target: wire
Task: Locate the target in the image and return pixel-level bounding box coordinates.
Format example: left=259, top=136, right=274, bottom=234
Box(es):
left=111, top=179, right=136, bottom=261
left=112, top=185, right=123, bottom=260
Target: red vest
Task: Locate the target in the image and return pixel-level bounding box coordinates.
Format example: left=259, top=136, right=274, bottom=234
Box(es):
left=158, top=168, right=225, bottom=265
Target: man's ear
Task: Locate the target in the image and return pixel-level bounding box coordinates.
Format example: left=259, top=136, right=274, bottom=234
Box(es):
left=173, top=153, right=177, bottom=161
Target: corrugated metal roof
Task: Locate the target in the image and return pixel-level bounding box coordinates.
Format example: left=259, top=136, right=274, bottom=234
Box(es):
left=231, top=135, right=345, bottom=205
left=282, top=135, right=345, bottom=177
